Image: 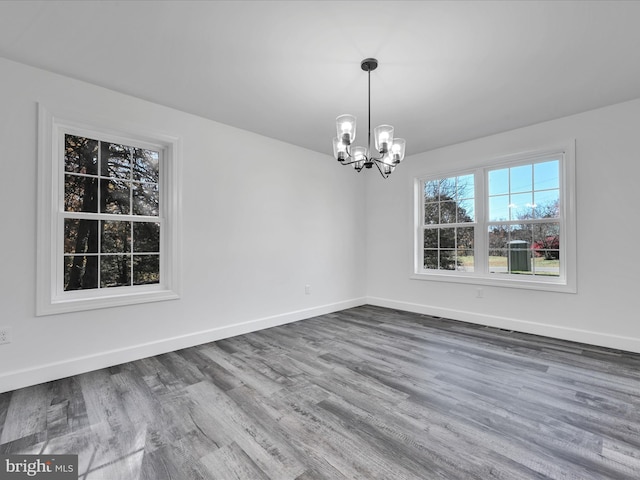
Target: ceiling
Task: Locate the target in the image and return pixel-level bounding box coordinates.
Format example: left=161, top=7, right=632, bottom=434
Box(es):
left=2, top=1, right=640, bottom=157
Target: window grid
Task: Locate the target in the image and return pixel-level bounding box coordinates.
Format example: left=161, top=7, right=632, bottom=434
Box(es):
left=61, top=134, right=161, bottom=293
left=421, top=175, right=476, bottom=272
left=486, top=159, right=561, bottom=277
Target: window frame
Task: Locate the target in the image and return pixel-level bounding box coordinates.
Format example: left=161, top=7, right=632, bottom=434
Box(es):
left=37, top=104, right=182, bottom=315
left=412, top=141, right=576, bottom=293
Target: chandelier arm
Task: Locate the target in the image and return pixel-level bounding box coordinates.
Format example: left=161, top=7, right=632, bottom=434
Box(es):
left=339, top=158, right=360, bottom=166
left=373, top=159, right=391, bottom=179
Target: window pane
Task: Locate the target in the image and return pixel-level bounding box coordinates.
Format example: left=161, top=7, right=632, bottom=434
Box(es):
left=457, top=199, right=474, bottom=223
left=440, top=228, right=455, bottom=248
left=101, top=220, right=131, bottom=253
left=510, top=224, right=532, bottom=243
left=440, top=201, right=457, bottom=223
left=100, top=255, right=130, bottom=288
left=102, top=142, right=131, bottom=180
left=533, top=258, right=559, bottom=276
left=425, top=202, right=439, bottom=224
left=458, top=253, right=474, bottom=272
left=64, top=219, right=98, bottom=254
left=65, top=135, right=98, bottom=175
left=510, top=164, right=532, bottom=193
left=457, top=227, right=474, bottom=253
left=424, top=250, right=438, bottom=269
left=424, top=229, right=438, bottom=249
left=133, top=222, right=160, bottom=252
left=64, top=255, right=98, bottom=291
left=439, top=250, right=457, bottom=270
left=132, top=182, right=159, bottom=216
left=489, top=195, right=509, bottom=222
left=103, top=179, right=131, bottom=214
left=424, top=180, right=439, bottom=201
left=133, top=149, right=159, bottom=183
left=457, top=226, right=475, bottom=272
left=438, top=177, right=457, bottom=201
left=488, top=250, right=508, bottom=273
left=532, top=223, right=560, bottom=277
left=534, top=160, right=559, bottom=190
left=534, top=189, right=559, bottom=218
left=457, top=174, right=475, bottom=199
left=508, top=239, right=532, bottom=274
left=488, top=168, right=509, bottom=196
left=533, top=223, right=560, bottom=277
left=65, top=174, right=98, bottom=212
left=533, top=223, right=560, bottom=261
left=488, top=225, right=509, bottom=252
left=133, top=255, right=160, bottom=285
left=510, top=192, right=534, bottom=220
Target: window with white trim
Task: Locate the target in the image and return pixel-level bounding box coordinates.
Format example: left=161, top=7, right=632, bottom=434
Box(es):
left=37, top=105, right=181, bottom=315
left=414, top=142, right=576, bottom=292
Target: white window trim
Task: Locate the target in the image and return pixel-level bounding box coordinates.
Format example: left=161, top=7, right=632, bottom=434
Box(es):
left=37, top=104, right=182, bottom=315
left=412, top=140, right=576, bottom=293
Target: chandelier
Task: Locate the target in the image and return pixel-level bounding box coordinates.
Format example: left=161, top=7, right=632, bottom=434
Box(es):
left=333, top=58, right=406, bottom=178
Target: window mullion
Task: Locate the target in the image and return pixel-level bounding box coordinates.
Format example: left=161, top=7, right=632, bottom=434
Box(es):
left=474, top=168, right=487, bottom=275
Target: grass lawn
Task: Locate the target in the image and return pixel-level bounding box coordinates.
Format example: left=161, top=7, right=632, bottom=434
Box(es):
left=458, top=255, right=560, bottom=275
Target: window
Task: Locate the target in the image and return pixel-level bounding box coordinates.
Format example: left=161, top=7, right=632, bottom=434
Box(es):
left=414, top=142, right=576, bottom=292
left=37, top=105, right=181, bottom=315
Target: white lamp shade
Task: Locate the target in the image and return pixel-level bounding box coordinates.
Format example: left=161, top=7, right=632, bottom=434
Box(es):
left=333, top=137, right=347, bottom=161
left=390, top=138, right=406, bottom=164
left=336, top=114, right=356, bottom=145
left=351, top=145, right=368, bottom=170
left=374, top=125, right=394, bottom=153
left=351, top=146, right=368, bottom=162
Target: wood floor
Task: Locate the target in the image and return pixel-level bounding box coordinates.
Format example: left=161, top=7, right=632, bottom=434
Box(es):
left=1, top=306, right=640, bottom=479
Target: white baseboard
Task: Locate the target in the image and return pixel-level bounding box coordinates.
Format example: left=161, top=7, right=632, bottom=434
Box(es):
left=0, top=297, right=366, bottom=393
left=6, top=296, right=635, bottom=393
left=367, top=296, right=640, bottom=354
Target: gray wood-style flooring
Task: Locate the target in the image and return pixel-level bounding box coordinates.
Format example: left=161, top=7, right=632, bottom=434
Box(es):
left=2, top=306, right=640, bottom=479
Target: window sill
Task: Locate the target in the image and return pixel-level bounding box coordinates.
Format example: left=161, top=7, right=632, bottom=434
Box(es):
left=410, top=271, right=576, bottom=293
left=37, top=287, right=180, bottom=316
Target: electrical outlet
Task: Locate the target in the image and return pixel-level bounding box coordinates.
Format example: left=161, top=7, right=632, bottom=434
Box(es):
left=476, top=288, right=484, bottom=298
left=0, top=327, right=11, bottom=345
left=305, top=284, right=311, bottom=295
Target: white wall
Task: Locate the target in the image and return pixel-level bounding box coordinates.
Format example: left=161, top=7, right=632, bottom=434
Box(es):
left=366, top=97, right=640, bottom=353
left=3, top=56, right=639, bottom=394
left=0, top=58, right=366, bottom=392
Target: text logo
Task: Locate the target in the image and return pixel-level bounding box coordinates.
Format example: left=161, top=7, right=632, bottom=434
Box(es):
left=0, top=455, right=77, bottom=479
